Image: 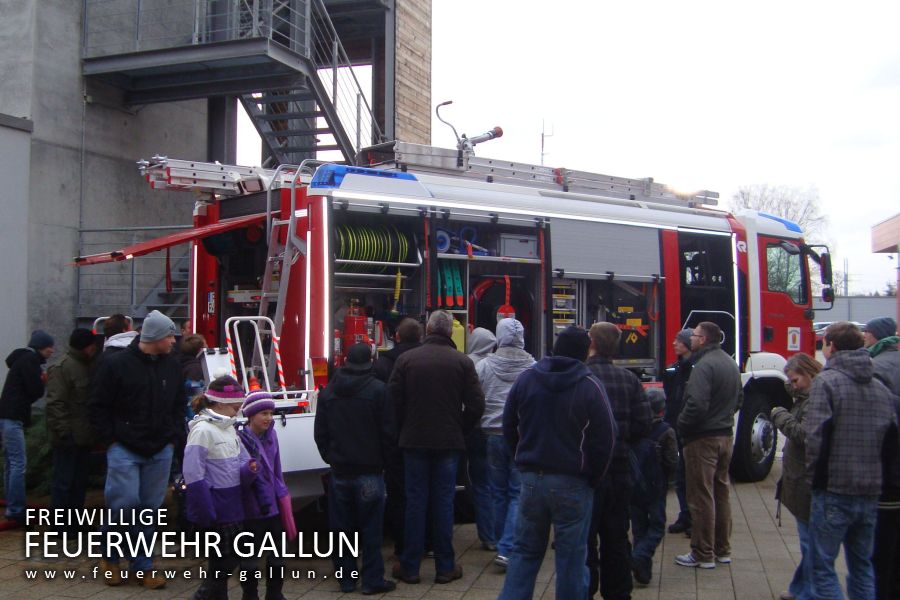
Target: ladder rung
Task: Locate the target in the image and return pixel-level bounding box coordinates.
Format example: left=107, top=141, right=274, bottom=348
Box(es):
left=271, top=219, right=291, bottom=227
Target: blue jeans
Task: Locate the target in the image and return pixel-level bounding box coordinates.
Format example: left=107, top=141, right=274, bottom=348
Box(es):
left=466, top=430, right=494, bottom=545
left=328, top=474, right=386, bottom=591
left=499, top=471, right=593, bottom=600
left=487, top=434, right=521, bottom=557
left=0, top=419, right=26, bottom=519
left=630, top=483, right=667, bottom=562
left=809, top=490, right=878, bottom=600
left=789, top=518, right=813, bottom=600
left=401, top=449, right=461, bottom=575
left=102, top=443, right=173, bottom=571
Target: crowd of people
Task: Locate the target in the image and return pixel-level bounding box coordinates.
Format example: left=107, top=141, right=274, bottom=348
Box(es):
left=0, top=311, right=898, bottom=600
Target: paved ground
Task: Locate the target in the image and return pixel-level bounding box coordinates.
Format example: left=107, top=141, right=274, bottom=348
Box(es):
left=0, top=456, right=844, bottom=599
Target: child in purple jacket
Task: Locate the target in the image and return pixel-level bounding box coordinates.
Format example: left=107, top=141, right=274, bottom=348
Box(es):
left=238, top=391, right=296, bottom=600
left=183, top=376, right=258, bottom=600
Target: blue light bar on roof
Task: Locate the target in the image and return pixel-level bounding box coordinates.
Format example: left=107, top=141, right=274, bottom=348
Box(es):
left=310, top=164, right=418, bottom=189
left=758, top=212, right=802, bottom=233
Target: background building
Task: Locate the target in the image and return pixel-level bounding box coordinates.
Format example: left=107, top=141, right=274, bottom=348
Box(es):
left=0, top=0, right=431, bottom=378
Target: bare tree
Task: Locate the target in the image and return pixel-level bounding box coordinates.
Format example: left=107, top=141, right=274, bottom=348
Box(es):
left=730, top=184, right=828, bottom=242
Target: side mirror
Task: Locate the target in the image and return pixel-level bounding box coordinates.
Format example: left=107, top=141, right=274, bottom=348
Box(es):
left=820, top=252, right=833, bottom=285
left=821, top=287, right=834, bottom=303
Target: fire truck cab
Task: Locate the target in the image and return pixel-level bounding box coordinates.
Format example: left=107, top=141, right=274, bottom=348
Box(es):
left=77, top=141, right=833, bottom=502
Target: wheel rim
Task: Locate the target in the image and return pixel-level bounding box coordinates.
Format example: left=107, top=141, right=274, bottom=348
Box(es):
left=750, top=413, right=775, bottom=465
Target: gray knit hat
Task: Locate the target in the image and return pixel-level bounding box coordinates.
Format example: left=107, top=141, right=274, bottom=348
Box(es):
left=675, top=329, right=693, bottom=347
left=865, top=317, right=897, bottom=341
left=140, top=310, right=177, bottom=342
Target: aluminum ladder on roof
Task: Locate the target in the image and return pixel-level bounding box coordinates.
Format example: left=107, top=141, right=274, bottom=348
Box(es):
left=358, top=141, right=720, bottom=209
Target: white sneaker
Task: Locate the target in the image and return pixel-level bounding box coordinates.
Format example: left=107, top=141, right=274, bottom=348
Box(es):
left=675, top=552, right=715, bottom=569
left=716, top=555, right=732, bottom=564
left=493, top=555, right=509, bottom=570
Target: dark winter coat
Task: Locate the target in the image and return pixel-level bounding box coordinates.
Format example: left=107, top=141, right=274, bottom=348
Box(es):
left=315, top=367, right=396, bottom=475
left=373, top=342, right=421, bottom=383
left=804, top=348, right=896, bottom=496
left=45, top=347, right=96, bottom=447
left=662, top=356, right=693, bottom=428
left=503, top=356, right=617, bottom=487
left=772, top=389, right=812, bottom=522
left=239, top=423, right=290, bottom=520
left=585, top=356, right=652, bottom=478
left=89, top=336, right=185, bottom=457
left=0, top=348, right=47, bottom=427
left=871, top=340, right=900, bottom=395
left=677, top=343, right=742, bottom=444
left=388, top=334, right=485, bottom=451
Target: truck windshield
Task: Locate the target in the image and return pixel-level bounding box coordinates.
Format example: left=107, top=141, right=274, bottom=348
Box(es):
left=766, top=242, right=808, bottom=304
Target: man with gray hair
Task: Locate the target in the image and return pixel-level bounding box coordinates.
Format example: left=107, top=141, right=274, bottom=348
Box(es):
left=388, top=310, right=485, bottom=585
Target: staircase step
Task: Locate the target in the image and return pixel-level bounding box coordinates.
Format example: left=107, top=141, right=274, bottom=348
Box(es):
left=255, top=111, right=324, bottom=121
left=264, top=127, right=334, bottom=138
left=282, top=144, right=341, bottom=153
left=256, top=92, right=316, bottom=104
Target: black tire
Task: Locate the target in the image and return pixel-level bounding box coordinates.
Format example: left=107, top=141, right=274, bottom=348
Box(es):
left=730, top=392, right=778, bottom=482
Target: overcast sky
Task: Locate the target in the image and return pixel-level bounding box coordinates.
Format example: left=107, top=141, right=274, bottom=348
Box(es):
left=241, top=0, right=900, bottom=293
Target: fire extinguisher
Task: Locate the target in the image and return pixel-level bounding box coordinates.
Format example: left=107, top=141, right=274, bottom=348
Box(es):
left=343, top=299, right=371, bottom=351
left=333, top=329, right=343, bottom=368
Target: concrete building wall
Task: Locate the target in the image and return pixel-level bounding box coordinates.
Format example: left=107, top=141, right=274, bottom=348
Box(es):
left=0, top=0, right=207, bottom=351
left=394, top=0, right=431, bottom=143
left=0, top=121, right=33, bottom=381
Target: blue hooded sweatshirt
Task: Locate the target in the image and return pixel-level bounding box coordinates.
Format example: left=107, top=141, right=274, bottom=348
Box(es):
left=502, top=355, right=617, bottom=486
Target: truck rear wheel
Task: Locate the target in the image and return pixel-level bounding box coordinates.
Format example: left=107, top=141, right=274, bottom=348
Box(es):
left=730, top=392, right=777, bottom=482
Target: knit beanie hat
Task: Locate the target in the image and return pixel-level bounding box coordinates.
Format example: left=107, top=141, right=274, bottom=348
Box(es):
left=646, top=387, right=666, bottom=415
left=865, top=317, right=897, bottom=341
left=141, top=310, right=177, bottom=342
left=204, top=376, right=246, bottom=404
left=676, top=329, right=693, bottom=347
left=344, top=343, right=373, bottom=371
left=28, top=330, right=55, bottom=350
left=69, top=328, right=101, bottom=351
left=552, top=326, right=590, bottom=361
left=242, top=391, right=276, bottom=418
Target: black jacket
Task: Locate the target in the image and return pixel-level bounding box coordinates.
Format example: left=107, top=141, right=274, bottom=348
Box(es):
left=388, top=334, right=485, bottom=450
left=89, top=337, right=185, bottom=457
left=503, top=356, right=616, bottom=486
left=662, top=356, right=693, bottom=428
left=373, top=342, right=421, bottom=383
left=0, top=348, right=47, bottom=426
left=314, top=367, right=396, bottom=475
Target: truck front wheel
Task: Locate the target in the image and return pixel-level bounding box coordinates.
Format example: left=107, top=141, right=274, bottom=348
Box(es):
left=730, top=392, right=777, bottom=482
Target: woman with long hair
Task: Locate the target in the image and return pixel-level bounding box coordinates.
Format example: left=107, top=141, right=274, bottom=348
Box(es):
left=771, top=352, right=822, bottom=600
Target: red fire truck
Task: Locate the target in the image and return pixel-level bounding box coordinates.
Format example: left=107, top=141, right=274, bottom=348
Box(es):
left=77, top=139, right=834, bottom=501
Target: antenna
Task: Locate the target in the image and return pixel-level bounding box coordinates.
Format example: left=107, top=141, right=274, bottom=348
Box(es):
left=541, top=119, right=554, bottom=166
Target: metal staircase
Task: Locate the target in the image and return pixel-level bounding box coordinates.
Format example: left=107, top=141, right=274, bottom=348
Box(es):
left=82, top=0, right=384, bottom=164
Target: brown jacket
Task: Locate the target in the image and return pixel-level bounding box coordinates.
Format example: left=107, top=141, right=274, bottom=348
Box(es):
left=388, top=334, right=485, bottom=450
left=772, top=390, right=811, bottom=522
